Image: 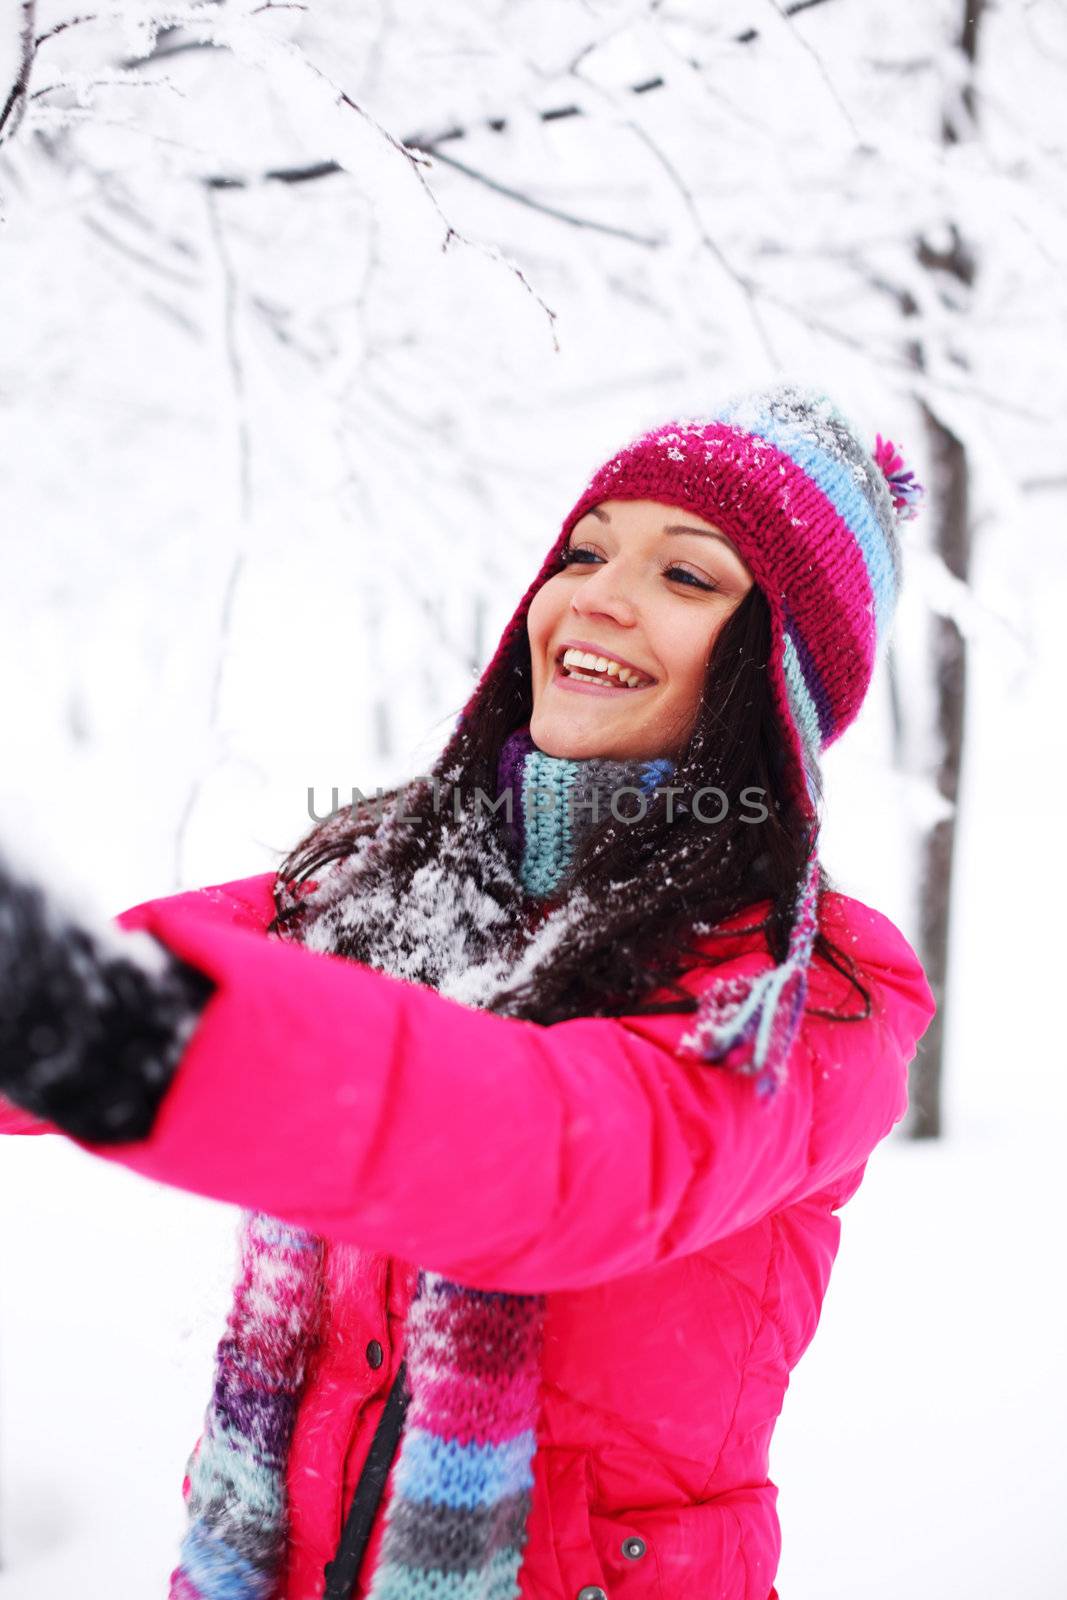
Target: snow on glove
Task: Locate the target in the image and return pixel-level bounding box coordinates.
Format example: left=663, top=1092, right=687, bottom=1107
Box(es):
left=0, top=850, right=215, bottom=1143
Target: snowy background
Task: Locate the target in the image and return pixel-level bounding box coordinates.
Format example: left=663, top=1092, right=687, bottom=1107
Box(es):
left=1, top=1, right=1065, bottom=1595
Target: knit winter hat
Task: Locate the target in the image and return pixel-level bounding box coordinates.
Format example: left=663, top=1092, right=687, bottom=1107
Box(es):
left=462, top=382, right=923, bottom=1092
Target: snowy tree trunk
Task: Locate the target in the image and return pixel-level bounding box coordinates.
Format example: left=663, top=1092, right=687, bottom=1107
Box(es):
left=912, top=407, right=971, bottom=1140
left=908, top=0, right=984, bottom=1140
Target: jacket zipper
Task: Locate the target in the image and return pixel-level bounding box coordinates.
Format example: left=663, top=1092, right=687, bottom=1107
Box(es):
left=322, top=1361, right=409, bottom=1599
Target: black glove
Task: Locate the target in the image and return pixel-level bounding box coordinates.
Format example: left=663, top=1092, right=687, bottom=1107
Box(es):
left=0, top=852, right=215, bottom=1143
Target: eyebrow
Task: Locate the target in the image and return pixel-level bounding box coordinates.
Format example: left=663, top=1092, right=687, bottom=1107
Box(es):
left=587, top=504, right=743, bottom=559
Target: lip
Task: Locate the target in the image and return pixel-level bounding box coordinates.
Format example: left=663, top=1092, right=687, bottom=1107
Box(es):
left=553, top=638, right=658, bottom=684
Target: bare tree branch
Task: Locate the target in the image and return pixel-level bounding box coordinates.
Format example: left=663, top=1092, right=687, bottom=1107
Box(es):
left=762, top=0, right=870, bottom=149
left=173, top=185, right=249, bottom=887
left=736, top=0, right=842, bottom=44
left=22, top=8, right=563, bottom=350
left=1021, top=473, right=1067, bottom=493
left=0, top=1, right=37, bottom=146
left=35, top=13, right=102, bottom=48
left=29, top=72, right=186, bottom=105
left=82, top=212, right=200, bottom=286
left=576, top=83, right=781, bottom=366
left=204, top=186, right=250, bottom=520
left=139, top=0, right=847, bottom=189
left=424, top=146, right=665, bottom=247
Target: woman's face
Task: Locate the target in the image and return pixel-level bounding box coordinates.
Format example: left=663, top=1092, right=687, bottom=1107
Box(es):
left=527, top=498, right=755, bottom=762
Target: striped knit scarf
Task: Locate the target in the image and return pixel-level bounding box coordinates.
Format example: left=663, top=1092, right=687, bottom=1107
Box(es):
left=168, top=734, right=672, bottom=1600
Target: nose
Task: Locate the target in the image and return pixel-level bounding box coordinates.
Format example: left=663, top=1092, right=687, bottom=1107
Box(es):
left=569, top=558, right=638, bottom=628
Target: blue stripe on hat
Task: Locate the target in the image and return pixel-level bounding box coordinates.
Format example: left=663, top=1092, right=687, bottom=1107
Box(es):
left=743, top=410, right=898, bottom=639
left=782, top=618, right=835, bottom=744
left=782, top=631, right=827, bottom=756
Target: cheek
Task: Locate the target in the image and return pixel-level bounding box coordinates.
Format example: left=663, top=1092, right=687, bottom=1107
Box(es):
left=661, top=616, right=717, bottom=714
left=526, top=578, right=565, bottom=679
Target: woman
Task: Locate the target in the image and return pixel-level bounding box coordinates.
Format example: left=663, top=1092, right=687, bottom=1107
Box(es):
left=0, top=383, right=934, bottom=1600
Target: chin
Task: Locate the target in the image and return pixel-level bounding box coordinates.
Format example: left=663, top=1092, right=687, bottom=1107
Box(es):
left=530, top=711, right=641, bottom=763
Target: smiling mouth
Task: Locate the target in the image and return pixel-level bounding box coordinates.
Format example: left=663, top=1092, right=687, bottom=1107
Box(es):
left=556, top=646, right=656, bottom=689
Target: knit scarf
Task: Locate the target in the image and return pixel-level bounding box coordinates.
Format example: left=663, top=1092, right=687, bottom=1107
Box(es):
left=168, top=731, right=674, bottom=1600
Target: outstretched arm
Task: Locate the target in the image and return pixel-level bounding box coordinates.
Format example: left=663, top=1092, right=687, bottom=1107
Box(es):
left=0, top=861, right=934, bottom=1292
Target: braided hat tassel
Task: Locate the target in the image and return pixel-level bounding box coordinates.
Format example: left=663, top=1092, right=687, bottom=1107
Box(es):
left=681, top=853, right=821, bottom=1096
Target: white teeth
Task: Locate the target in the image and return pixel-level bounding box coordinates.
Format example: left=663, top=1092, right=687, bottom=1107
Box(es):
left=559, top=647, right=649, bottom=687
left=571, top=669, right=635, bottom=687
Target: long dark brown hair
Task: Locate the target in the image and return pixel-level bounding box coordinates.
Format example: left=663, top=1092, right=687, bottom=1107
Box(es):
left=268, top=583, right=870, bottom=1027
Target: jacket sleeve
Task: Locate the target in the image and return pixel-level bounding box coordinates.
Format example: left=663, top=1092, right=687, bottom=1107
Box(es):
left=69, top=879, right=936, bottom=1293
left=0, top=1100, right=50, bottom=1135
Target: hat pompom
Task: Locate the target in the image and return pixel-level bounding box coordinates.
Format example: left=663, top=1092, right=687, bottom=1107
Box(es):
left=874, top=433, right=924, bottom=522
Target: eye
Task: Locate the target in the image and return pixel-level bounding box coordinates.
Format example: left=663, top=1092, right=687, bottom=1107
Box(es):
left=663, top=562, right=718, bottom=593
left=561, top=541, right=604, bottom=566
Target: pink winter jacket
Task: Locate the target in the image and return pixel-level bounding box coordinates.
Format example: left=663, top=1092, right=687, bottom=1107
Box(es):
left=1, top=870, right=935, bottom=1600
